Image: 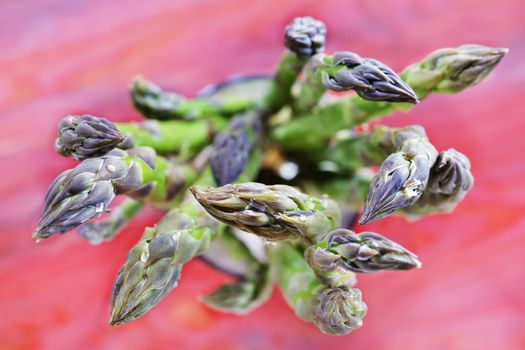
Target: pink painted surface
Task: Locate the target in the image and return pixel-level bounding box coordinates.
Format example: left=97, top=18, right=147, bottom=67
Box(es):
left=1, top=1, right=524, bottom=349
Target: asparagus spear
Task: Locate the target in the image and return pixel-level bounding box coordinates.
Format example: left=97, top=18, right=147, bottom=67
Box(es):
left=262, top=16, right=326, bottom=114
left=209, top=111, right=262, bottom=186
left=33, top=147, right=201, bottom=239
left=130, top=77, right=253, bottom=120
left=272, top=44, right=508, bottom=151
left=77, top=198, right=144, bottom=245
left=56, top=115, right=226, bottom=158
left=109, top=196, right=220, bottom=325
left=304, top=235, right=358, bottom=289
left=293, top=51, right=418, bottom=114
left=357, top=126, right=438, bottom=224
left=305, top=229, right=421, bottom=276
left=403, top=44, right=509, bottom=98
left=191, top=182, right=341, bottom=243
left=299, top=125, right=438, bottom=224
left=272, top=243, right=367, bottom=336
left=343, top=44, right=509, bottom=126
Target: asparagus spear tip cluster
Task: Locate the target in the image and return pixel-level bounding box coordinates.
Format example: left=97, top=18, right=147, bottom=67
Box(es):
left=32, top=16, right=505, bottom=336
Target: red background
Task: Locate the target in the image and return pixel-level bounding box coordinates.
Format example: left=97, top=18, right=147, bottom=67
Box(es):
left=1, top=1, right=524, bottom=349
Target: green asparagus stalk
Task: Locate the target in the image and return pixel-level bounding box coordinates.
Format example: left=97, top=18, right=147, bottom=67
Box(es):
left=305, top=229, right=421, bottom=276
left=272, top=243, right=367, bottom=336
left=109, top=196, right=220, bottom=325
left=191, top=182, right=341, bottom=243
left=262, top=16, right=326, bottom=114
left=289, top=56, right=328, bottom=114
left=299, top=169, right=374, bottom=212
left=201, top=229, right=272, bottom=314
left=56, top=114, right=226, bottom=158
left=131, top=77, right=253, bottom=120
left=33, top=147, right=202, bottom=239
left=271, top=99, right=357, bottom=150
left=272, top=44, right=508, bottom=151
left=77, top=198, right=144, bottom=245
left=115, top=118, right=226, bottom=155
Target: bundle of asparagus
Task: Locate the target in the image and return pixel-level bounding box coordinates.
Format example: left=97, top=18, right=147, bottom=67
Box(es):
left=33, top=16, right=505, bottom=335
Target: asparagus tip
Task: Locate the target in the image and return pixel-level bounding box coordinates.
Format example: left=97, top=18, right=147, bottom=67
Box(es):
left=108, top=316, right=125, bottom=326
left=498, top=47, right=509, bottom=56
left=358, top=213, right=373, bottom=225
left=324, top=52, right=420, bottom=103
left=409, top=95, right=420, bottom=104
left=415, top=259, right=423, bottom=269
left=284, top=16, right=327, bottom=58
left=55, top=114, right=124, bottom=160
left=32, top=226, right=52, bottom=240
left=320, top=229, right=422, bottom=273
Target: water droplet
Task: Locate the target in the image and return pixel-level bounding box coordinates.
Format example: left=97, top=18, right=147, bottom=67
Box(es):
left=278, top=162, right=299, bottom=180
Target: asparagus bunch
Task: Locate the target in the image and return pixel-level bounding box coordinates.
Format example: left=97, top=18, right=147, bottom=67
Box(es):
left=32, top=15, right=506, bottom=336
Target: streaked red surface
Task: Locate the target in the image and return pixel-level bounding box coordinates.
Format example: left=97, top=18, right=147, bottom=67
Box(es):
left=1, top=1, right=524, bottom=349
